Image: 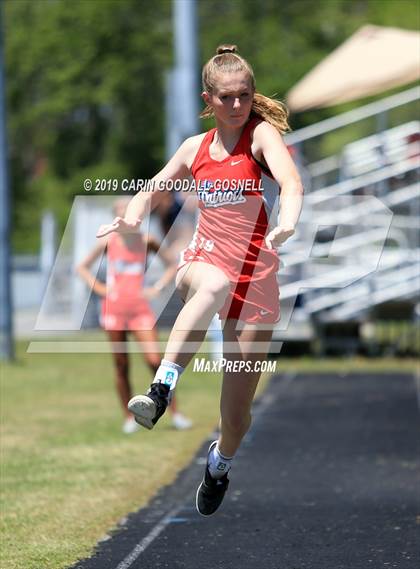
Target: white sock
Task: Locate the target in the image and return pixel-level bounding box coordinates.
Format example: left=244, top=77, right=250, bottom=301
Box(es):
left=153, top=359, right=184, bottom=401
left=208, top=443, right=233, bottom=479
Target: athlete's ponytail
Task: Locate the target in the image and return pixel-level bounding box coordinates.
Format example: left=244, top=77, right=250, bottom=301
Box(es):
left=200, top=45, right=290, bottom=134
left=250, top=93, right=290, bottom=134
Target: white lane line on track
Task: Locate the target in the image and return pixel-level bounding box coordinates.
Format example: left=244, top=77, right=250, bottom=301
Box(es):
left=113, top=371, right=296, bottom=569
left=114, top=504, right=182, bottom=569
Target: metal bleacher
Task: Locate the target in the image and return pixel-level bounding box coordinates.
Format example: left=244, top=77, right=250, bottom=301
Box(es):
left=273, top=86, right=420, bottom=350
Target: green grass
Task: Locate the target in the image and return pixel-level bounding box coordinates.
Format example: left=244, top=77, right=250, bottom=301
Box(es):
left=1, top=341, right=222, bottom=568
left=0, top=337, right=417, bottom=569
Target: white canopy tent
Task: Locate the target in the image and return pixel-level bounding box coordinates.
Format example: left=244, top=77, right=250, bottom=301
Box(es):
left=286, top=24, right=420, bottom=112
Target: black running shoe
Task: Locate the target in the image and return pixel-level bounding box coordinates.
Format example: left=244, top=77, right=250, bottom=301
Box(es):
left=127, top=382, right=170, bottom=430
left=196, top=441, right=230, bottom=516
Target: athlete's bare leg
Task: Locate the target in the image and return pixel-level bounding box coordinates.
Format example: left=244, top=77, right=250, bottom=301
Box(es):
left=163, top=262, right=231, bottom=368
left=107, top=330, right=132, bottom=418
left=128, top=262, right=229, bottom=429
left=217, top=320, right=273, bottom=457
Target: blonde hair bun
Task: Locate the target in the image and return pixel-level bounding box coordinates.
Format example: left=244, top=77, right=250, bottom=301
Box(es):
left=216, top=44, right=238, bottom=55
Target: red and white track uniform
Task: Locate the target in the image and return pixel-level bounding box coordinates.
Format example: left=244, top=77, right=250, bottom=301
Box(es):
left=178, top=117, right=280, bottom=324
left=101, top=233, right=155, bottom=331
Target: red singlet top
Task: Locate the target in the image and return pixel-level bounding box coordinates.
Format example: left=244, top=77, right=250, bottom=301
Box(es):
left=106, top=233, right=147, bottom=303
left=181, top=116, right=279, bottom=284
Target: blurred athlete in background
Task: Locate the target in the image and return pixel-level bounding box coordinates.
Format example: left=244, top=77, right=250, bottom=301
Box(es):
left=78, top=197, right=192, bottom=434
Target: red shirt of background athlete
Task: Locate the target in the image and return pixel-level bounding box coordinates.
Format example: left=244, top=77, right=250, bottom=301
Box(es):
left=102, top=233, right=155, bottom=330
left=179, top=117, right=280, bottom=324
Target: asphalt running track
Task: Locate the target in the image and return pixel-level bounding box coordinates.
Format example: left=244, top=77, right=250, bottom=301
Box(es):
left=71, top=372, right=420, bottom=569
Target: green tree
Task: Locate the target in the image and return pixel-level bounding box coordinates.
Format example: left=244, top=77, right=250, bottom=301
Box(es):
left=5, top=0, right=172, bottom=251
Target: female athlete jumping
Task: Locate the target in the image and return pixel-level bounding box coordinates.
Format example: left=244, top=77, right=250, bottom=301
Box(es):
left=97, top=45, right=303, bottom=515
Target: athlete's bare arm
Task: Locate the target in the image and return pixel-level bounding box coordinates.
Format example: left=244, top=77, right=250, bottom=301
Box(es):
left=76, top=237, right=108, bottom=296
left=253, top=121, right=304, bottom=248
left=97, top=135, right=204, bottom=238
